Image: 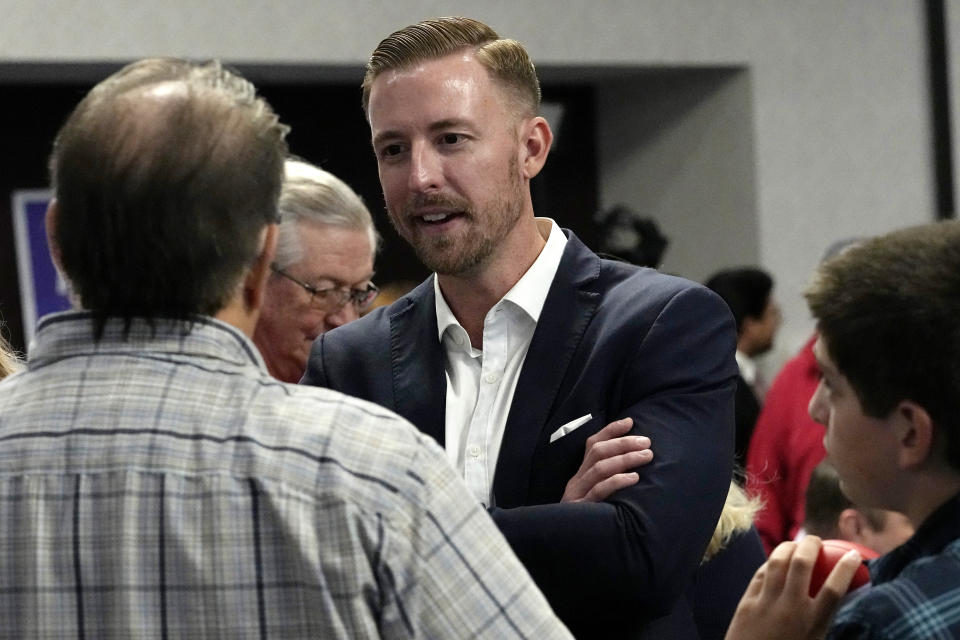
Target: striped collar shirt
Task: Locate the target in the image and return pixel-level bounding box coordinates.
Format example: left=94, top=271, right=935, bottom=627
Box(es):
left=0, top=311, right=570, bottom=639
left=829, top=491, right=960, bottom=639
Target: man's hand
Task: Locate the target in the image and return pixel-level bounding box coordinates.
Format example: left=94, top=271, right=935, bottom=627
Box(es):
left=561, top=417, right=652, bottom=503
left=724, top=535, right=862, bottom=640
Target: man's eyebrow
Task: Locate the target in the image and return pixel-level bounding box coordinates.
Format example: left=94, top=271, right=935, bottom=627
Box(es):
left=372, top=119, right=474, bottom=147
left=310, top=272, right=376, bottom=288
left=371, top=130, right=402, bottom=147
left=426, top=118, right=472, bottom=132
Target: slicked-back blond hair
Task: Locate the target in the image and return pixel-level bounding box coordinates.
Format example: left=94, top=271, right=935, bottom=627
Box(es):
left=361, top=16, right=541, bottom=119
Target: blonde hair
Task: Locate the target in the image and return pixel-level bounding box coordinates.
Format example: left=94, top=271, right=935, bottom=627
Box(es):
left=273, top=159, right=379, bottom=271
left=0, top=335, right=21, bottom=380
left=703, top=481, right=762, bottom=563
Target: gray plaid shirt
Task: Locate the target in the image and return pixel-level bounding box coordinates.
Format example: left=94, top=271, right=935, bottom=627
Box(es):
left=0, top=312, right=570, bottom=639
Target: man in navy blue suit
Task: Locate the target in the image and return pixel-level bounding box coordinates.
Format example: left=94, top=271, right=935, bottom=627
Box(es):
left=303, top=16, right=737, bottom=638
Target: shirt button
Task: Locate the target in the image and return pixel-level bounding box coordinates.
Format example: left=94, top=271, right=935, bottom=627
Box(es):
left=484, top=373, right=499, bottom=384
left=468, top=445, right=482, bottom=458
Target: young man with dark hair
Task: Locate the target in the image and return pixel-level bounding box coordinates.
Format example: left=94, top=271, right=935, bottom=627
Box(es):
left=727, top=220, right=960, bottom=639
left=0, top=57, right=571, bottom=638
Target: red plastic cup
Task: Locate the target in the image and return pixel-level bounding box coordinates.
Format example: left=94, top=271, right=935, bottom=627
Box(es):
left=808, top=539, right=879, bottom=597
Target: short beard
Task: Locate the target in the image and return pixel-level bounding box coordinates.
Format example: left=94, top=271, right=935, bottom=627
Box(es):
left=391, top=155, right=524, bottom=277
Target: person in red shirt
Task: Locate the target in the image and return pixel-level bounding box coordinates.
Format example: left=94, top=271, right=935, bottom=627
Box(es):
left=746, top=334, right=825, bottom=553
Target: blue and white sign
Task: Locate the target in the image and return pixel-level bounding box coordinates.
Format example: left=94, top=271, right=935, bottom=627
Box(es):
left=11, top=190, right=70, bottom=343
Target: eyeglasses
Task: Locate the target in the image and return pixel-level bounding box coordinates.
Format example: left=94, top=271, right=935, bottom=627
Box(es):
left=271, top=265, right=379, bottom=313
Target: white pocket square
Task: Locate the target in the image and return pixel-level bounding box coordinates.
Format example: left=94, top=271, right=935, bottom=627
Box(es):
left=549, top=413, right=593, bottom=443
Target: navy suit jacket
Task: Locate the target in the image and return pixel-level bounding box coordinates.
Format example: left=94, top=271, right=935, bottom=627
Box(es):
left=302, top=230, right=737, bottom=637
left=734, top=372, right=762, bottom=465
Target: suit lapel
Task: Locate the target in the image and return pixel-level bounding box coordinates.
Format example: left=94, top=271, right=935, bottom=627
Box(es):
left=390, top=280, right=447, bottom=445
left=493, top=232, right=602, bottom=507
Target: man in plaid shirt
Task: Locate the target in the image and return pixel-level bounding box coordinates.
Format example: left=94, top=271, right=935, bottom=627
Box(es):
left=0, top=57, right=570, bottom=639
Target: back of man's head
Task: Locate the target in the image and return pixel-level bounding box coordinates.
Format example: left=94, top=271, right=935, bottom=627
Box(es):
left=804, top=459, right=886, bottom=539
left=48, top=58, right=289, bottom=334
left=361, top=16, right=541, bottom=119
left=705, top=267, right=773, bottom=335
left=805, top=220, right=960, bottom=471
left=804, top=460, right=914, bottom=554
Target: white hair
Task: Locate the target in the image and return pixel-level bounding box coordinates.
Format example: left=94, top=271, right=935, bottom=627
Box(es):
left=273, top=159, right=379, bottom=270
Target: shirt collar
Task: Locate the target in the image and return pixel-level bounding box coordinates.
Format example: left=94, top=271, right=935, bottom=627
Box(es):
left=435, top=218, right=567, bottom=341
left=28, top=310, right=267, bottom=372
left=735, top=350, right=757, bottom=385
left=869, top=490, right=960, bottom=584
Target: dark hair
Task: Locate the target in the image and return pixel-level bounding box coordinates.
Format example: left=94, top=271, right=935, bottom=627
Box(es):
left=805, top=221, right=960, bottom=470
left=704, top=267, right=773, bottom=334
left=804, top=460, right=886, bottom=536
left=48, top=58, right=289, bottom=336
left=362, top=16, right=541, bottom=118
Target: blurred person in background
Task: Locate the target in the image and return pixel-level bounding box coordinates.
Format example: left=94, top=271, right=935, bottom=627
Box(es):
left=803, top=459, right=914, bottom=555
left=705, top=267, right=781, bottom=466
left=746, top=238, right=863, bottom=553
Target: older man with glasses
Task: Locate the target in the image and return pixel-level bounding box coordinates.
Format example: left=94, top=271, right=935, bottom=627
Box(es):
left=254, top=158, right=380, bottom=382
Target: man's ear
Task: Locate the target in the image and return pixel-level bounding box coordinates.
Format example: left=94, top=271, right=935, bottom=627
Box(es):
left=44, top=199, right=64, bottom=273
left=894, top=400, right=934, bottom=470
left=243, top=223, right=278, bottom=313
left=519, top=116, right=553, bottom=180
left=740, top=316, right=759, bottom=340
left=837, top=508, right=867, bottom=541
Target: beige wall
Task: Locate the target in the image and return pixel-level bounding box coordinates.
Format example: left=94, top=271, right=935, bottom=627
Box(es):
left=1, top=0, right=939, bottom=363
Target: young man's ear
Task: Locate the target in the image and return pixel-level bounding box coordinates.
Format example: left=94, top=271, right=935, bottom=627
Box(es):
left=519, top=116, right=553, bottom=180
left=894, top=400, right=935, bottom=470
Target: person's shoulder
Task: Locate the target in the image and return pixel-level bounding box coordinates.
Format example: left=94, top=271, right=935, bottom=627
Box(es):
left=596, top=259, right=729, bottom=318
left=893, top=534, right=960, bottom=590
left=322, top=278, right=431, bottom=346
left=325, top=304, right=391, bottom=343
left=246, top=380, right=447, bottom=498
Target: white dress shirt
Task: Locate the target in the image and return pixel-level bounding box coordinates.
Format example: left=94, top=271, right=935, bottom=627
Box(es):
left=735, top=349, right=757, bottom=387
left=735, top=349, right=764, bottom=400
left=436, top=218, right=567, bottom=506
